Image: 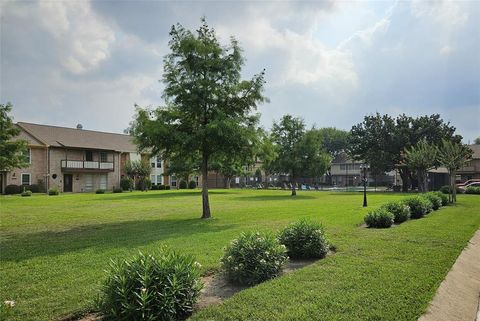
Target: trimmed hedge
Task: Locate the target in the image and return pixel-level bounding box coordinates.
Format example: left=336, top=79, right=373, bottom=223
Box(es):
left=21, top=190, right=32, bottom=197
left=48, top=188, right=59, bottom=196
left=5, top=185, right=22, bottom=195
left=113, top=187, right=123, bottom=193
left=188, top=180, right=197, bottom=189
left=439, top=185, right=462, bottom=194
left=179, top=180, right=188, bottom=189
left=364, top=208, right=394, bottom=228
left=95, top=189, right=106, bottom=194
left=278, top=220, right=330, bottom=259
left=381, top=201, right=410, bottom=223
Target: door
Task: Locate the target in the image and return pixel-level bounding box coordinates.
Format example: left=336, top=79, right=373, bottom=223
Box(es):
left=64, top=174, right=73, bottom=192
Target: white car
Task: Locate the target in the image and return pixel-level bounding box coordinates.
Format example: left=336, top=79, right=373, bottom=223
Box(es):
left=458, top=181, right=480, bottom=192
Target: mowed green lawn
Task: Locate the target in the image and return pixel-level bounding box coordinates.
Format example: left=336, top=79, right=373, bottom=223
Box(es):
left=0, top=190, right=479, bottom=321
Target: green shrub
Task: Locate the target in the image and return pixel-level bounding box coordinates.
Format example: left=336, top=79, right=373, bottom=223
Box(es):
left=420, top=196, right=434, bottom=214
left=179, top=180, right=188, bottom=189
left=5, top=185, right=21, bottom=195
left=21, top=190, right=32, bottom=197
left=188, top=180, right=197, bottom=189
left=465, top=186, right=480, bottom=194
left=364, top=208, right=394, bottom=228
left=158, top=184, right=166, bottom=190
left=381, top=201, right=410, bottom=223
left=151, top=184, right=159, bottom=190
left=98, top=250, right=202, bottom=321
left=120, top=177, right=132, bottom=191
left=439, top=185, right=461, bottom=194
left=113, top=187, right=123, bottom=193
left=278, top=220, right=330, bottom=259
left=95, top=189, right=105, bottom=194
left=165, top=185, right=171, bottom=190
left=424, top=192, right=442, bottom=210
left=433, top=191, right=449, bottom=206
left=48, top=188, right=59, bottom=196
left=26, top=184, right=40, bottom=193
left=221, top=231, right=288, bottom=285
left=403, top=196, right=430, bottom=219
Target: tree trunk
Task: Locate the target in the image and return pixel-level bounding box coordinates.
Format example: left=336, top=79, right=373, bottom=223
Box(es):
left=201, top=154, right=211, bottom=219
left=225, top=177, right=231, bottom=189
left=291, top=178, right=297, bottom=196
left=451, top=171, right=457, bottom=203
left=264, top=172, right=269, bottom=189
left=399, top=168, right=410, bottom=192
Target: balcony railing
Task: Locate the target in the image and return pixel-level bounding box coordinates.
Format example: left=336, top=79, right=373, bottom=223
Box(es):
left=61, top=160, right=114, bottom=171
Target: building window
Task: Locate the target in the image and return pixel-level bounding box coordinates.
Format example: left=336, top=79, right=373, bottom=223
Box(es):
left=85, top=151, right=93, bottom=161
left=156, top=158, right=162, bottom=168
left=84, top=174, right=93, bottom=192
left=23, top=148, right=31, bottom=164
left=157, top=175, right=163, bottom=185
left=171, top=175, right=177, bottom=187
left=150, top=157, right=162, bottom=168
left=150, top=158, right=155, bottom=168
left=100, top=151, right=108, bottom=163
left=21, top=173, right=31, bottom=185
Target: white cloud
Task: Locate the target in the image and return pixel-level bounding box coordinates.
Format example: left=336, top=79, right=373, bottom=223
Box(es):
left=37, top=0, right=115, bottom=74
left=410, top=0, right=468, bottom=28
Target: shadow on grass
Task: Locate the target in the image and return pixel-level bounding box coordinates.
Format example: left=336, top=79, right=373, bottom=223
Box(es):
left=233, top=194, right=316, bottom=201
left=0, top=217, right=233, bottom=262
left=93, top=190, right=234, bottom=201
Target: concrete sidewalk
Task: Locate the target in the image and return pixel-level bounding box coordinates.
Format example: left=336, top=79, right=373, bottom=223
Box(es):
left=418, top=229, right=480, bottom=321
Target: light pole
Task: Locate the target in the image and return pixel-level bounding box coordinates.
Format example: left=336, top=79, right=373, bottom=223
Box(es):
left=360, top=164, right=370, bottom=207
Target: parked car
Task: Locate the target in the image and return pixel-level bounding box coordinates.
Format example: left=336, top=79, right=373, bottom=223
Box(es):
left=456, top=179, right=480, bottom=187
left=458, top=181, right=480, bottom=192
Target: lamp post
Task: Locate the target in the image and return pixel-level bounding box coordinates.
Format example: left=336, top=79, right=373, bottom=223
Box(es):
left=360, top=164, right=370, bottom=207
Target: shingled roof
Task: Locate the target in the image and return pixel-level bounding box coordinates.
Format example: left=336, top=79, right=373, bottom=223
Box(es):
left=16, top=122, right=138, bottom=152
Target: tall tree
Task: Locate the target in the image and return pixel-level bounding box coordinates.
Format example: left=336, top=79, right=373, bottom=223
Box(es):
left=130, top=19, right=266, bottom=218
left=438, top=140, right=473, bottom=203
left=124, top=160, right=152, bottom=190
left=0, top=103, right=27, bottom=171
left=271, top=115, right=331, bottom=196
left=256, top=130, right=278, bottom=189
left=349, top=113, right=461, bottom=192
left=474, top=137, right=480, bottom=145
left=403, top=139, right=438, bottom=193
left=309, top=127, right=349, bottom=184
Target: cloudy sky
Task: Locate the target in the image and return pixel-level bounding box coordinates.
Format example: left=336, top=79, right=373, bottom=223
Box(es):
left=1, top=0, right=479, bottom=142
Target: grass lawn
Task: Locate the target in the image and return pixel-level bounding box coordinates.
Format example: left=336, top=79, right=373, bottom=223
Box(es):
left=0, top=190, right=479, bottom=320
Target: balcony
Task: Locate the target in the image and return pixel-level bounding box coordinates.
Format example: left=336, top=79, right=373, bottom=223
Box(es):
left=61, top=160, right=114, bottom=172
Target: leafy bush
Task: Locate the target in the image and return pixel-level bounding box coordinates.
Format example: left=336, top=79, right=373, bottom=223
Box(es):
left=420, top=196, right=434, bottom=214
left=278, top=220, right=330, bottom=259
left=221, top=231, right=288, bottom=285
left=465, top=186, right=480, bottom=194
left=98, top=250, right=202, bottom=321
left=48, top=188, right=59, bottom=196
left=188, top=180, right=197, bottom=189
left=165, top=185, right=171, bottom=190
left=433, top=191, right=449, bottom=206
left=381, top=201, right=410, bottom=223
left=424, top=192, right=442, bottom=210
left=151, top=184, right=159, bottom=190
left=158, top=184, right=166, bottom=190
left=5, top=185, right=21, bottom=195
left=179, top=180, right=188, bottom=189
left=364, top=208, right=394, bottom=228
left=96, top=189, right=106, bottom=194
left=120, top=177, right=132, bottom=191
left=402, top=196, right=430, bottom=219
left=439, top=185, right=461, bottom=194
left=26, top=184, right=40, bottom=193
left=21, top=190, right=32, bottom=197
left=113, top=187, right=123, bottom=193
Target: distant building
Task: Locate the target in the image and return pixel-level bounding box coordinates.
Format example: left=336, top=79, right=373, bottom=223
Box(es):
left=0, top=122, right=170, bottom=193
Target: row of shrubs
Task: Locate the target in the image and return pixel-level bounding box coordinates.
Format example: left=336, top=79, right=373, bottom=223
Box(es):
left=465, top=186, right=480, bottom=194
left=5, top=184, right=43, bottom=195
left=97, top=219, right=331, bottom=320
left=364, top=191, right=448, bottom=228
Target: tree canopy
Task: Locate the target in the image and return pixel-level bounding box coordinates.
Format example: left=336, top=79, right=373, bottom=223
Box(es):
left=271, top=115, right=331, bottom=196
left=0, top=103, right=27, bottom=171
left=130, top=19, right=266, bottom=218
